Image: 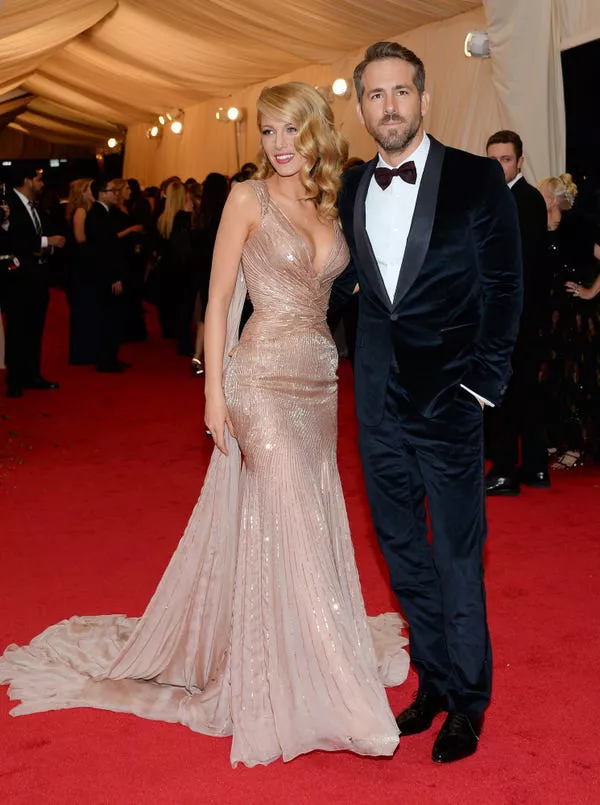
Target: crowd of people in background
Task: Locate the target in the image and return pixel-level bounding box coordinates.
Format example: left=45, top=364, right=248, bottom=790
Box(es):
left=1, top=138, right=599, bottom=473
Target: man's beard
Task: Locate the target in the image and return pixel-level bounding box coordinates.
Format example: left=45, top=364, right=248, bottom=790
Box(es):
left=367, top=112, right=421, bottom=155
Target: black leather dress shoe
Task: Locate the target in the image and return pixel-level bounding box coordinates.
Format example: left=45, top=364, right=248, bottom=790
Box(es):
left=518, top=469, right=550, bottom=488
left=6, top=385, right=23, bottom=398
left=485, top=472, right=520, bottom=496
left=432, top=712, right=483, bottom=763
left=396, top=692, right=447, bottom=736
left=23, top=376, right=60, bottom=390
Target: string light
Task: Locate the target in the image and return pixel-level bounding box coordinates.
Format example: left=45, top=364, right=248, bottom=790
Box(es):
left=332, top=78, right=349, bottom=96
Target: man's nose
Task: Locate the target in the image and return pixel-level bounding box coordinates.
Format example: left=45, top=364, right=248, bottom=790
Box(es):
left=383, top=93, right=396, bottom=113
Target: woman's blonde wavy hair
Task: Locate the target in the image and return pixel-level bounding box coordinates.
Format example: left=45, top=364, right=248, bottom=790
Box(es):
left=255, top=82, right=348, bottom=220
left=65, top=178, right=92, bottom=222
left=157, top=180, right=185, bottom=239
left=538, top=173, right=578, bottom=211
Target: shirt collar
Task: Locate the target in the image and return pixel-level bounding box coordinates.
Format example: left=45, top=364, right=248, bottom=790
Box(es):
left=97, top=200, right=110, bottom=212
left=508, top=172, right=523, bottom=189
left=14, top=188, right=34, bottom=207
left=376, top=132, right=431, bottom=180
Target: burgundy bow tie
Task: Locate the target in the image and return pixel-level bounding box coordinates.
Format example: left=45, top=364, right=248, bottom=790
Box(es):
left=374, top=161, right=417, bottom=190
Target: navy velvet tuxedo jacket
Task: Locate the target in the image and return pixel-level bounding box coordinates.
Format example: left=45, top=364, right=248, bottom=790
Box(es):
left=332, top=136, right=523, bottom=425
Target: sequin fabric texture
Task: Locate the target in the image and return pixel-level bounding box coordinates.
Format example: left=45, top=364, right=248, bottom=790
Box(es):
left=0, top=180, right=409, bottom=768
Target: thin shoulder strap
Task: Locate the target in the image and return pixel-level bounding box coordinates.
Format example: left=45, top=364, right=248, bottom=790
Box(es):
left=248, top=179, right=270, bottom=219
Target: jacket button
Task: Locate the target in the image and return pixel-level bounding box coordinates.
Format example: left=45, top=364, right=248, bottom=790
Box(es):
left=390, top=313, right=399, bottom=322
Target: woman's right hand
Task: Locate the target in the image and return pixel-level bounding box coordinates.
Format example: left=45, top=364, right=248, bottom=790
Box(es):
left=204, top=388, right=236, bottom=455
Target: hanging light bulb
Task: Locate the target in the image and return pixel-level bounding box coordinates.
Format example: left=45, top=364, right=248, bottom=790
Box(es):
left=171, top=120, right=183, bottom=135
left=107, top=137, right=118, bottom=149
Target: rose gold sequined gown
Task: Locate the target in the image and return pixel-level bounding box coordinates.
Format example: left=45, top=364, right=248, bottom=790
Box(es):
left=0, top=181, right=408, bottom=767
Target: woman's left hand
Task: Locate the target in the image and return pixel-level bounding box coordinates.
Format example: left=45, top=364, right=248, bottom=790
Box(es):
left=565, top=281, right=596, bottom=300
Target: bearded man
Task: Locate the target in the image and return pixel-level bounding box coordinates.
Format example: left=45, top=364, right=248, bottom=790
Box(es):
left=331, top=41, right=523, bottom=763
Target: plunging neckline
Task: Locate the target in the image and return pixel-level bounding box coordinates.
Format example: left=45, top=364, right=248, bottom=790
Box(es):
left=264, top=183, right=337, bottom=278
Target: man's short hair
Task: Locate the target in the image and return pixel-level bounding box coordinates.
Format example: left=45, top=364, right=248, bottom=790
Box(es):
left=486, top=130, right=523, bottom=161
left=354, top=41, right=426, bottom=101
left=90, top=177, right=111, bottom=201
left=9, top=167, right=42, bottom=189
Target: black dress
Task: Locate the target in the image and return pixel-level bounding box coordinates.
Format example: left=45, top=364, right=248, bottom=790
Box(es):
left=68, top=213, right=102, bottom=365
left=170, top=210, right=195, bottom=354
left=124, top=198, right=152, bottom=341
left=543, top=212, right=600, bottom=460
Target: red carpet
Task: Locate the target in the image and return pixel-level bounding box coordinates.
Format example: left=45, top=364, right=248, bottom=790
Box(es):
left=1, top=291, right=599, bottom=804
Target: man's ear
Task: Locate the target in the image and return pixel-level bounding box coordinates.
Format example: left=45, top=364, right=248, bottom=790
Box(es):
left=420, top=91, right=430, bottom=118
left=356, top=100, right=366, bottom=128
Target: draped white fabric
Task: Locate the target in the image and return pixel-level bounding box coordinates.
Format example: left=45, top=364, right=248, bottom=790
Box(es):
left=1, top=0, right=598, bottom=179
left=483, top=0, right=566, bottom=183
left=557, top=0, right=600, bottom=50
left=484, top=0, right=600, bottom=183
left=0, top=0, right=481, bottom=146
left=0, top=0, right=117, bottom=94
left=123, top=7, right=500, bottom=185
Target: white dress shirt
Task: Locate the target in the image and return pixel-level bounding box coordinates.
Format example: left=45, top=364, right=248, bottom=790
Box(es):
left=366, top=133, right=431, bottom=302
left=365, top=133, right=492, bottom=407
left=508, top=172, right=523, bottom=189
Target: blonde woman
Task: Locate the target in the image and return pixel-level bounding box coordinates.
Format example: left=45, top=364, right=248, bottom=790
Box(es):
left=538, top=174, right=600, bottom=466
left=0, top=83, right=408, bottom=767
left=66, top=178, right=97, bottom=365
left=156, top=180, right=185, bottom=337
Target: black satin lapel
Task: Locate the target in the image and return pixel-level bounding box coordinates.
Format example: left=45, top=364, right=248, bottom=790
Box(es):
left=392, top=137, right=446, bottom=308
left=353, top=158, right=392, bottom=310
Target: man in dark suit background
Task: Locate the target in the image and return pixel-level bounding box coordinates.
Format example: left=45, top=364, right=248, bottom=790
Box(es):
left=85, top=178, right=127, bottom=373
left=331, top=42, right=522, bottom=763
left=485, top=131, right=551, bottom=494
left=2, top=169, right=65, bottom=397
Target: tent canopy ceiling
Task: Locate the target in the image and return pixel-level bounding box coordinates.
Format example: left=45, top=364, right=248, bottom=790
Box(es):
left=0, top=0, right=481, bottom=146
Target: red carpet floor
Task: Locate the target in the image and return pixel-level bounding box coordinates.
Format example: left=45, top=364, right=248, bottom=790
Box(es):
left=1, top=291, right=599, bottom=804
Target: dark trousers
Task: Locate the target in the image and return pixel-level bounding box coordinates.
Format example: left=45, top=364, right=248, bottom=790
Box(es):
left=4, top=274, right=49, bottom=388
left=97, top=291, right=123, bottom=369
left=486, top=352, right=548, bottom=475
left=122, top=257, right=147, bottom=343
left=358, top=370, right=491, bottom=717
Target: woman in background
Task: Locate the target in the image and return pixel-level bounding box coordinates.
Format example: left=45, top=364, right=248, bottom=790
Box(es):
left=539, top=174, right=600, bottom=466
left=169, top=181, right=199, bottom=356
left=156, top=180, right=185, bottom=338
left=189, top=172, right=229, bottom=375
left=66, top=179, right=97, bottom=365
left=124, top=178, right=152, bottom=341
